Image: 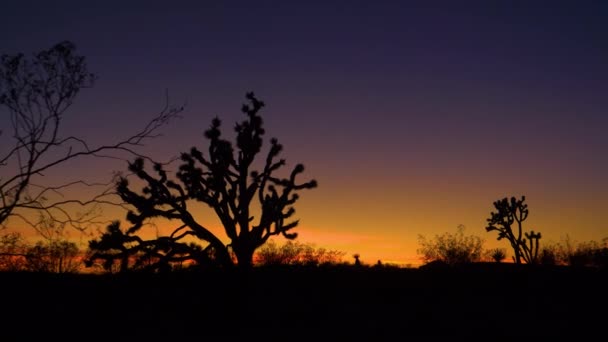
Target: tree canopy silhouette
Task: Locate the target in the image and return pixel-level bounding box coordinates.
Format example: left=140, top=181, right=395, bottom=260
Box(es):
left=486, top=196, right=541, bottom=264
left=87, top=92, right=317, bottom=270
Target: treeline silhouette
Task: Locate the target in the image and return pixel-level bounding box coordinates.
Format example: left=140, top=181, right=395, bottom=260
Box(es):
left=3, top=228, right=608, bottom=272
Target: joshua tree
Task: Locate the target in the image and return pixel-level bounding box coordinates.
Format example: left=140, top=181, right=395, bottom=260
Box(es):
left=485, top=196, right=541, bottom=264
left=88, top=92, right=317, bottom=270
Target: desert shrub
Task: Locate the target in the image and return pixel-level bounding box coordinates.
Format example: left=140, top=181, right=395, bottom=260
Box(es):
left=485, top=248, right=507, bottom=263
left=417, top=225, right=484, bottom=265
left=539, top=244, right=560, bottom=266
left=255, top=240, right=345, bottom=266
left=595, top=238, right=608, bottom=268
left=550, top=236, right=608, bottom=268
left=567, top=240, right=604, bottom=268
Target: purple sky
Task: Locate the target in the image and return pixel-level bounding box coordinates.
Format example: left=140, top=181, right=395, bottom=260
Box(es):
left=2, top=1, right=607, bottom=264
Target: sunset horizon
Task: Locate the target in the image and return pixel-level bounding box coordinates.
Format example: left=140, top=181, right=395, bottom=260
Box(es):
left=2, top=1, right=607, bottom=270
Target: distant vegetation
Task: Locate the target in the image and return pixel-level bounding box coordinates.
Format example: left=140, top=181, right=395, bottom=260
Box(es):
left=3, top=193, right=608, bottom=273
left=4, top=230, right=606, bottom=273
left=254, top=240, right=346, bottom=266
left=417, top=223, right=608, bottom=269
left=538, top=236, right=608, bottom=268
left=0, top=232, right=81, bottom=273
left=417, top=224, right=484, bottom=265
left=414, top=195, right=607, bottom=269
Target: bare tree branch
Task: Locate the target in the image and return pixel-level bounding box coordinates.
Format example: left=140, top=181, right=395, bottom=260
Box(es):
left=0, top=41, right=183, bottom=235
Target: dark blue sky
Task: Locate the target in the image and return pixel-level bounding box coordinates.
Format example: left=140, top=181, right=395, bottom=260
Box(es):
left=2, top=1, right=607, bottom=263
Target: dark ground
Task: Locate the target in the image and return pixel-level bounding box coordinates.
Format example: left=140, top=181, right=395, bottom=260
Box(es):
left=1, top=263, right=606, bottom=341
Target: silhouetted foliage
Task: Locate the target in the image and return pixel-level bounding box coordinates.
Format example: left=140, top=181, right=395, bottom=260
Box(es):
left=417, top=225, right=484, bottom=265
left=87, top=93, right=317, bottom=270
left=0, top=232, right=27, bottom=271
left=0, top=41, right=182, bottom=233
left=254, top=240, right=345, bottom=266
left=0, top=231, right=81, bottom=272
left=554, top=235, right=608, bottom=268
left=526, top=236, right=608, bottom=269
left=486, top=196, right=541, bottom=264
left=86, top=220, right=215, bottom=273
left=486, top=248, right=507, bottom=263
left=539, top=244, right=560, bottom=266
left=25, top=239, right=80, bottom=273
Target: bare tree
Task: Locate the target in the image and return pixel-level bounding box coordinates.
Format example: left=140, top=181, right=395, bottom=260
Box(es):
left=87, top=92, right=317, bottom=270
left=485, top=196, right=541, bottom=264
left=0, top=41, right=182, bottom=235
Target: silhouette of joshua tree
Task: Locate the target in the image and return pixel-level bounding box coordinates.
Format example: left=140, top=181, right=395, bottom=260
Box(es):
left=486, top=196, right=541, bottom=265
left=87, top=92, right=317, bottom=270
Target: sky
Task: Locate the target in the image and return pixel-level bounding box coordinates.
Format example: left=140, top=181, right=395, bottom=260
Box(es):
left=1, top=0, right=607, bottom=266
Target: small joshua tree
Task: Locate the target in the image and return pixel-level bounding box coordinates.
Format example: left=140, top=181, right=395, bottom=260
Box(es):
left=485, top=196, right=541, bottom=265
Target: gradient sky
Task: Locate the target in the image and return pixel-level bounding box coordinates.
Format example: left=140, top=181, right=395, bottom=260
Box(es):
left=2, top=1, right=607, bottom=265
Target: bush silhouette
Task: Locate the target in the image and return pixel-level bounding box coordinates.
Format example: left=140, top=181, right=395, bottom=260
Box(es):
left=486, top=248, right=507, bottom=263
left=417, top=224, right=484, bottom=265
left=254, top=240, right=345, bottom=266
